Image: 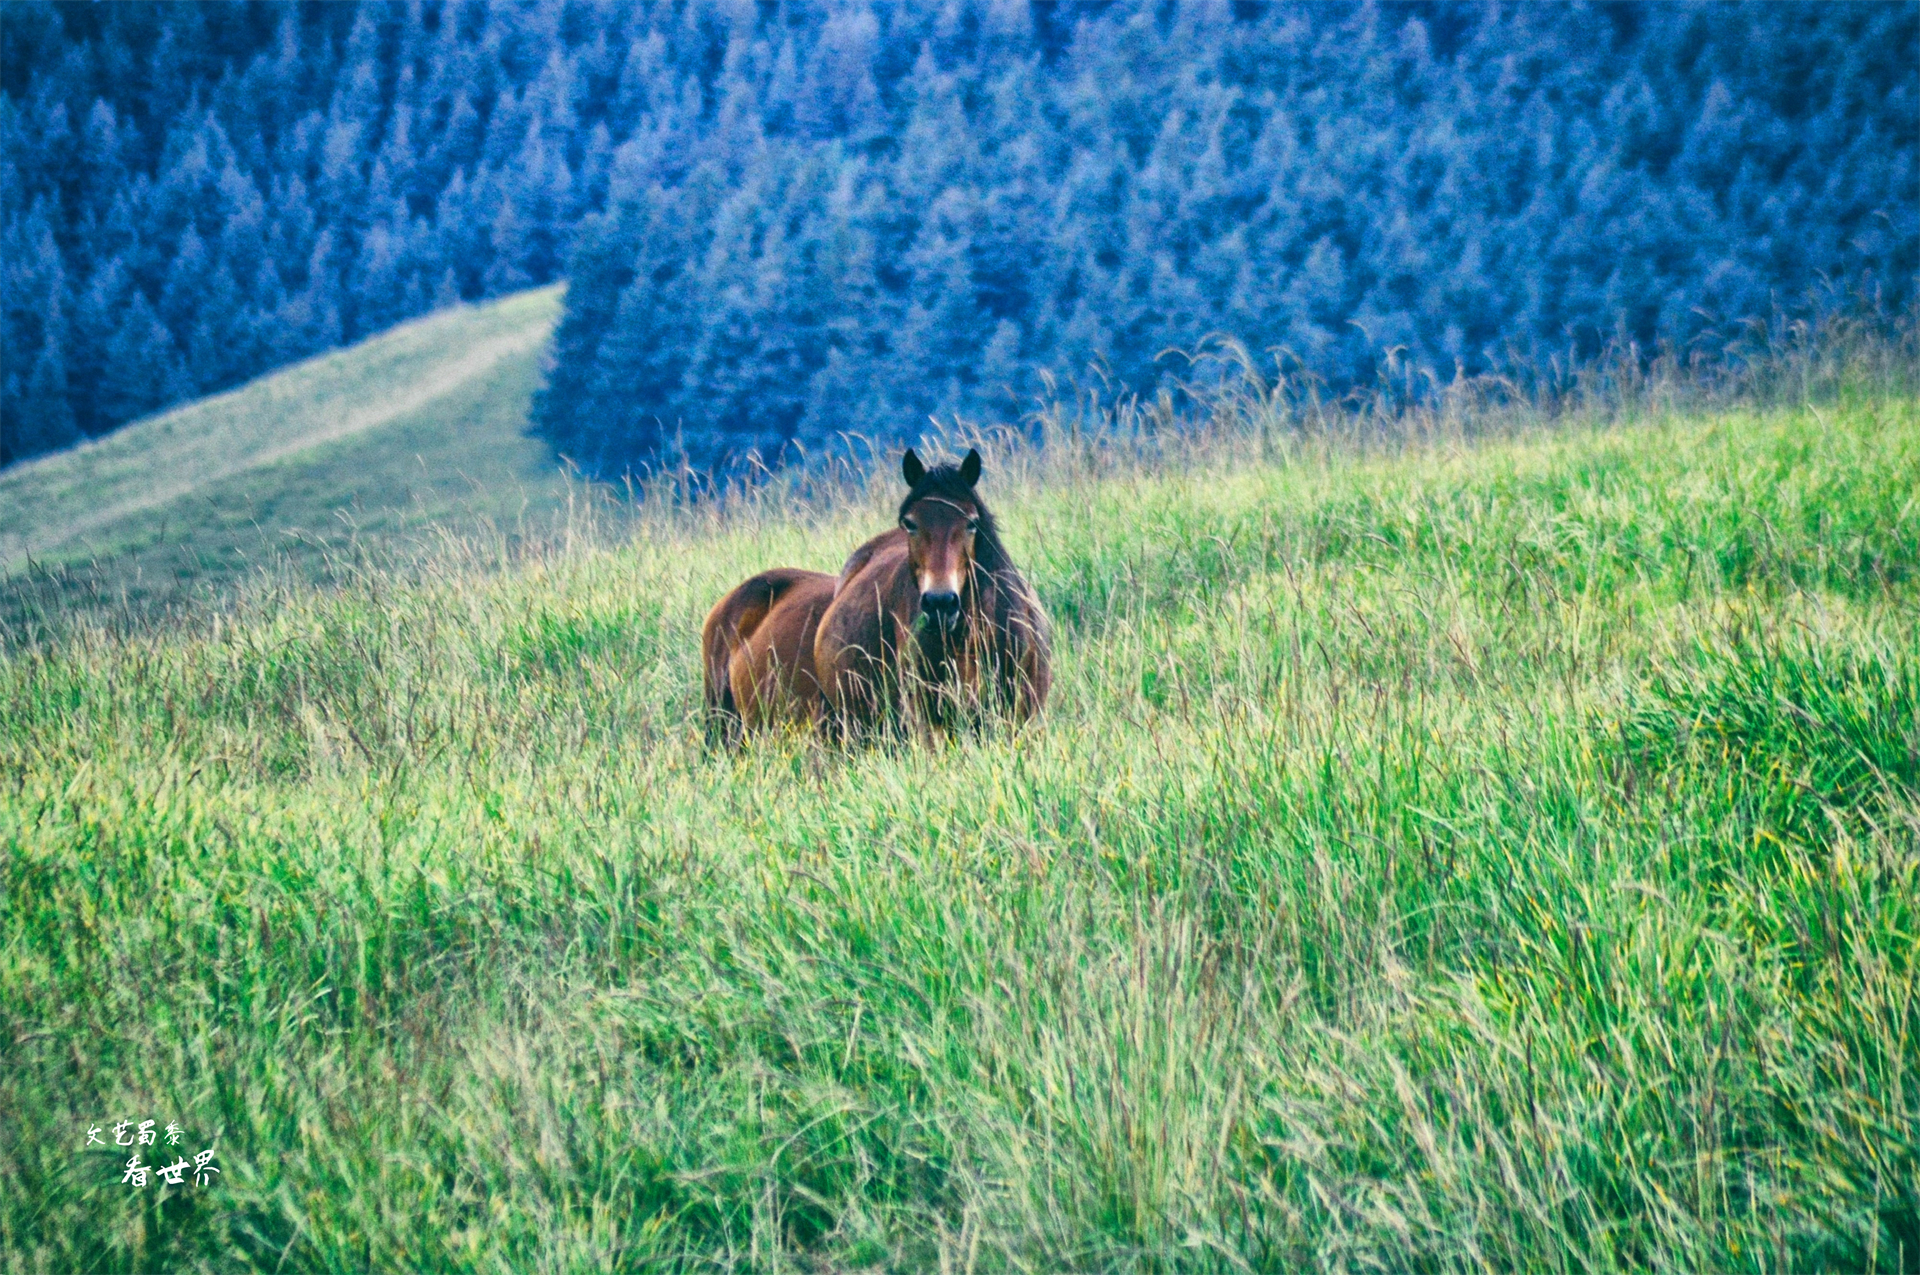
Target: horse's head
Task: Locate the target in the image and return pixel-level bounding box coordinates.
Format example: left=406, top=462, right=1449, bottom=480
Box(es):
left=899, top=447, right=989, bottom=631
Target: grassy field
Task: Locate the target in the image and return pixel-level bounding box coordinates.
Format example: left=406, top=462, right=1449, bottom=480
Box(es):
left=1, top=335, right=1916, bottom=1270
left=0, top=286, right=570, bottom=633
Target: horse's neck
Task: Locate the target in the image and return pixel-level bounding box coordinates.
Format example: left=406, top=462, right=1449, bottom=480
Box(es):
left=974, top=568, right=1024, bottom=630
left=839, top=528, right=906, bottom=596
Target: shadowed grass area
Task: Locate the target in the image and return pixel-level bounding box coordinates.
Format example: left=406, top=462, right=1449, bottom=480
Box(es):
left=1, top=385, right=1916, bottom=1271
left=0, top=287, right=569, bottom=634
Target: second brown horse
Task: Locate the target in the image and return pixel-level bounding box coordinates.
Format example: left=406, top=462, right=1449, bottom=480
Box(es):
left=701, top=447, right=1050, bottom=744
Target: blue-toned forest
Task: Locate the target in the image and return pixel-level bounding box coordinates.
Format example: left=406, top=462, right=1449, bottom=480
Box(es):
left=2, top=1, right=1915, bottom=473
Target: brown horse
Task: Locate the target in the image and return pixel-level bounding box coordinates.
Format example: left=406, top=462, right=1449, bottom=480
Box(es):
left=814, top=448, right=1051, bottom=742
left=701, top=567, right=837, bottom=744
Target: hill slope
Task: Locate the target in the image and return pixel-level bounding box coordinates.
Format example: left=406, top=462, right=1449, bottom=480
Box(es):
left=0, top=286, right=567, bottom=622
left=2, top=378, right=1915, bottom=1270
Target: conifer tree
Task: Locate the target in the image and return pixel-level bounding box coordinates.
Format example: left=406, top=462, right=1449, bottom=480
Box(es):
left=97, top=293, right=191, bottom=429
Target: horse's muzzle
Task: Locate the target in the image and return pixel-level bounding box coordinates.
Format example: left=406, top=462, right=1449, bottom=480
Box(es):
left=921, top=590, right=961, bottom=628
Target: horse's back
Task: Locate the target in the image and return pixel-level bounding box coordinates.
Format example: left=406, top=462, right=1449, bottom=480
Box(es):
left=834, top=527, right=906, bottom=595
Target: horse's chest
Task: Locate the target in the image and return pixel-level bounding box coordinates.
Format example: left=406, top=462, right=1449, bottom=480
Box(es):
left=896, top=617, right=979, bottom=684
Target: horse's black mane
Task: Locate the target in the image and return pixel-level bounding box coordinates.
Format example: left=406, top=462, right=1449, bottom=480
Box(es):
left=900, top=464, right=1011, bottom=574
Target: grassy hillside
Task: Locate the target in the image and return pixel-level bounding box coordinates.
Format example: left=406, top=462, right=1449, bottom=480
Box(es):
left=2, top=376, right=1916, bottom=1269
left=0, top=286, right=569, bottom=631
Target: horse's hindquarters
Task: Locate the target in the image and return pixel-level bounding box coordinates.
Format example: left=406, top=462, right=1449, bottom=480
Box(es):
left=733, top=575, right=835, bottom=732
left=702, top=569, right=836, bottom=742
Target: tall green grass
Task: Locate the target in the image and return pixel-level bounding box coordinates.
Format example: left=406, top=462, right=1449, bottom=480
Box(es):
left=2, top=359, right=1916, bottom=1270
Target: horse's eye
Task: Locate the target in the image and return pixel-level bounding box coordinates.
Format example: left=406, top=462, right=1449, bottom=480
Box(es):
left=967, top=519, right=979, bottom=533
left=901, top=517, right=917, bottom=532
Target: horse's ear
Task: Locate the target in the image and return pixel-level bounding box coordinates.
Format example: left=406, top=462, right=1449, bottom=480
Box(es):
left=902, top=449, right=925, bottom=488
left=959, top=448, right=981, bottom=487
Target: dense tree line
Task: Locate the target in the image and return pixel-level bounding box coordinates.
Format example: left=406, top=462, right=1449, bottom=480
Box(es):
left=542, top=0, right=1919, bottom=473
left=3, top=2, right=1915, bottom=475
left=2, top=0, right=624, bottom=465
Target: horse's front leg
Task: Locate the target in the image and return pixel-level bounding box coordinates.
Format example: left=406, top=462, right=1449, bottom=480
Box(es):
left=899, top=663, right=942, bottom=749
